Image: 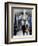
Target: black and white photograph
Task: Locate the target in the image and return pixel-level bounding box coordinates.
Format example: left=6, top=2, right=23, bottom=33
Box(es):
left=5, top=2, right=37, bottom=44
left=12, top=8, right=32, bottom=36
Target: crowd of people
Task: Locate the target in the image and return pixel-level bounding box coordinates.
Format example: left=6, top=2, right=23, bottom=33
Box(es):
left=14, top=11, right=32, bottom=36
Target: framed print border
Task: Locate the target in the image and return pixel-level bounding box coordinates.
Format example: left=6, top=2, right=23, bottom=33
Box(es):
left=5, top=2, right=37, bottom=44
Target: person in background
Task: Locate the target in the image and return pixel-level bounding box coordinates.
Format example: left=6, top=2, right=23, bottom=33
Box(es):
left=28, top=15, right=32, bottom=35
left=16, top=12, right=24, bottom=36
left=25, top=11, right=32, bottom=35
